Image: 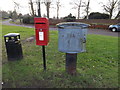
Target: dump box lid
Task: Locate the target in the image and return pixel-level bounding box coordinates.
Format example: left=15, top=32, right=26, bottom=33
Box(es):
left=4, top=33, right=20, bottom=37
left=56, top=22, right=89, bottom=29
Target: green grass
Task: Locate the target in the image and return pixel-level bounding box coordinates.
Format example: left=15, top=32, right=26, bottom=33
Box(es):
left=2, top=25, right=118, bottom=88
left=9, top=19, right=22, bottom=25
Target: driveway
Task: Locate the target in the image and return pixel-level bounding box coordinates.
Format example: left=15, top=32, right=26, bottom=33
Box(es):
left=2, top=19, right=118, bottom=37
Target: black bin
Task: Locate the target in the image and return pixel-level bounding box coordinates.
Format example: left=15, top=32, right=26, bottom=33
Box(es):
left=4, top=33, right=23, bottom=61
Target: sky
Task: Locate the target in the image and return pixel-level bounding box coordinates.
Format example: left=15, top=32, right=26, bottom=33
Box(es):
left=0, top=0, right=109, bottom=18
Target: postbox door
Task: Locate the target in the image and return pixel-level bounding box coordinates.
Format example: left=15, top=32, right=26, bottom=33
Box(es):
left=34, top=18, right=49, bottom=46
left=35, top=28, right=49, bottom=45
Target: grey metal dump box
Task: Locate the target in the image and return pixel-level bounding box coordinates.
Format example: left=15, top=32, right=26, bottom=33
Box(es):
left=57, top=22, right=89, bottom=53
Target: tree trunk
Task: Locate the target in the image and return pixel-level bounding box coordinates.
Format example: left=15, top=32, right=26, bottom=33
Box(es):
left=56, top=0, right=60, bottom=19
left=78, top=7, right=80, bottom=19
left=38, top=1, right=41, bottom=17
left=29, top=0, right=35, bottom=16
left=46, top=2, right=50, bottom=18
left=57, top=5, right=59, bottom=19
left=86, top=0, right=90, bottom=19
left=109, top=9, right=113, bottom=19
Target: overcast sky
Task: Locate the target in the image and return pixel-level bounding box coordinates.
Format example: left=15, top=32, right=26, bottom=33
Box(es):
left=0, top=0, right=109, bottom=18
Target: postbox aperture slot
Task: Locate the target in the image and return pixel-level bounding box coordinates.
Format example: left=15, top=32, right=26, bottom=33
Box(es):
left=35, top=23, right=46, bottom=24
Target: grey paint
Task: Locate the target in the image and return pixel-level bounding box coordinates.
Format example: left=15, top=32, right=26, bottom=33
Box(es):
left=57, top=22, right=88, bottom=53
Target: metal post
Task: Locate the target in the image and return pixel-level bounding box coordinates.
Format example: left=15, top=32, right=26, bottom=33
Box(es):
left=38, top=0, right=46, bottom=71
left=66, top=53, right=77, bottom=75
left=42, top=46, right=46, bottom=70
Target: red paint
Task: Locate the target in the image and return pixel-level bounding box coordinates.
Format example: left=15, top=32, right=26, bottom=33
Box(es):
left=34, top=17, right=49, bottom=46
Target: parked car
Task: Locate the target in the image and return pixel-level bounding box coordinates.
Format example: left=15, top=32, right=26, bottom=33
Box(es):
left=109, top=23, right=120, bottom=32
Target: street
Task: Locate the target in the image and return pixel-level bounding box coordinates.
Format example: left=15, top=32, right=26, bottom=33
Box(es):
left=2, top=19, right=118, bottom=37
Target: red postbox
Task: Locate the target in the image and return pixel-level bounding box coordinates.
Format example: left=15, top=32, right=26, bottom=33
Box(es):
left=34, top=17, right=49, bottom=46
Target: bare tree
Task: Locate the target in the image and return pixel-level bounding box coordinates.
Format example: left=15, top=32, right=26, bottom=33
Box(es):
left=29, top=0, right=35, bottom=16
left=37, top=0, right=41, bottom=17
left=11, top=1, right=20, bottom=22
left=102, top=0, right=119, bottom=19
left=12, top=1, right=23, bottom=23
left=43, top=0, right=51, bottom=18
left=115, top=11, right=120, bottom=19
left=11, top=11, right=18, bottom=22
left=70, top=0, right=84, bottom=19
left=56, top=0, right=61, bottom=19
left=83, top=0, right=90, bottom=19
left=13, top=1, right=20, bottom=12
left=18, top=13, right=22, bottom=24
left=115, top=1, right=120, bottom=19
left=1, top=11, right=9, bottom=19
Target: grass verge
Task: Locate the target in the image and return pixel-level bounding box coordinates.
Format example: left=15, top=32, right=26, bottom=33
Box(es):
left=2, top=25, right=118, bottom=88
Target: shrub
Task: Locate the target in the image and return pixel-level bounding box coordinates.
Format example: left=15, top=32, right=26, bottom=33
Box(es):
left=63, top=13, right=76, bottom=22
left=22, top=16, right=34, bottom=24
left=89, top=12, right=109, bottom=19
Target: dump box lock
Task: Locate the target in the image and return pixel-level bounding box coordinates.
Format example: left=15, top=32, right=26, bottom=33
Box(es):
left=83, top=37, right=86, bottom=43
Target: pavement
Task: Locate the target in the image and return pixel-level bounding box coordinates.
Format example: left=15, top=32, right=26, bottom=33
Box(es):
left=2, top=19, right=119, bottom=37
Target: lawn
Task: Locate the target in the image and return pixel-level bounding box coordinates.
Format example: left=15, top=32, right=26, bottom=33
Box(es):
left=2, top=25, right=118, bottom=88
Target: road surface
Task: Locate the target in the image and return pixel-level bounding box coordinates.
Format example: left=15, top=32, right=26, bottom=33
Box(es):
left=2, top=19, right=118, bottom=37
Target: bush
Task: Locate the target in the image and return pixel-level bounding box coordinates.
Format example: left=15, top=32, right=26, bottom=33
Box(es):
left=63, top=13, right=76, bottom=22
left=89, top=12, right=109, bottom=19
left=22, top=16, right=34, bottom=24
